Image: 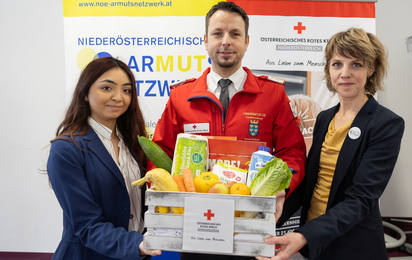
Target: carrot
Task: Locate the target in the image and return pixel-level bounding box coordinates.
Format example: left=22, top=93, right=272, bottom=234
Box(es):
left=173, top=174, right=187, bottom=192
left=182, top=168, right=196, bottom=192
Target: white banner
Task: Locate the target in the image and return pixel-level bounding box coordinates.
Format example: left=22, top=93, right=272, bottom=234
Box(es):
left=246, top=16, right=375, bottom=71
left=64, top=16, right=209, bottom=138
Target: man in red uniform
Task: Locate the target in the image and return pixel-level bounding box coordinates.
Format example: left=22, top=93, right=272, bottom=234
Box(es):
left=150, top=2, right=306, bottom=259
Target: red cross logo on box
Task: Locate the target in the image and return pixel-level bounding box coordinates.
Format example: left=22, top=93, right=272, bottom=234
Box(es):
left=294, top=22, right=306, bottom=34
left=204, top=209, right=215, bottom=220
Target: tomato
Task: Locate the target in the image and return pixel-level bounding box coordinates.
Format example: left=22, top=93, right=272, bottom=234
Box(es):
left=194, top=172, right=220, bottom=193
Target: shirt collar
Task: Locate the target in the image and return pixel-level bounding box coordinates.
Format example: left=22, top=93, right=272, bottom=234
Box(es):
left=88, top=117, right=115, bottom=140
left=208, top=67, right=246, bottom=93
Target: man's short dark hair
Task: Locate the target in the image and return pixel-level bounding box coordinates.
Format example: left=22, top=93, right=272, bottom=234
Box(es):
left=205, top=1, right=249, bottom=41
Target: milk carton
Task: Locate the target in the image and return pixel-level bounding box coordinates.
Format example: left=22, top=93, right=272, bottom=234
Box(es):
left=246, top=146, right=274, bottom=186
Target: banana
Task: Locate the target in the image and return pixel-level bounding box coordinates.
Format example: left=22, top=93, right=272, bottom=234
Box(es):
left=132, top=168, right=183, bottom=214
left=155, top=206, right=170, bottom=214
left=170, top=207, right=184, bottom=214
left=153, top=185, right=170, bottom=214
left=132, top=168, right=179, bottom=191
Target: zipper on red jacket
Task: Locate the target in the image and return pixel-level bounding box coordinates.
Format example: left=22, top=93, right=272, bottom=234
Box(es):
left=212, top=106, right=217, bottom=136
left=188, top=95, right=225, bottom=136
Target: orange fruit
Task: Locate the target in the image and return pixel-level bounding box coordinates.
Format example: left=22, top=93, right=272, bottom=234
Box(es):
left=229, top=183, right=251, bottom=195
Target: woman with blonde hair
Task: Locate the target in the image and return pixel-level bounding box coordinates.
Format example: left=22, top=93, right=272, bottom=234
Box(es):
left=259, top=28, right=404, bottom=260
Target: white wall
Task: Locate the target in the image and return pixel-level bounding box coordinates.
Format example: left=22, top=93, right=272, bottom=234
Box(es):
left=375, top=0, right=412, bottom=217
left=0, top=0, right=65, bottom=252
left=0, top=0, right=410, bottom=253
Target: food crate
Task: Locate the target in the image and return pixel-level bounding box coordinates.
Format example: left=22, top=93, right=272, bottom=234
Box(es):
left=143, top=190, right=276, bottom=257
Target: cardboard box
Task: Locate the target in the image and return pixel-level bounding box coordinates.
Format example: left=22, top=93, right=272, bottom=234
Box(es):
left=208, top=138, right=267, bottom=171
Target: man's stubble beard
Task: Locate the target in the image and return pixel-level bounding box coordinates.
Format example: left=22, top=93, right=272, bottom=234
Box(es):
left=215, top=56, right=238, bottom=69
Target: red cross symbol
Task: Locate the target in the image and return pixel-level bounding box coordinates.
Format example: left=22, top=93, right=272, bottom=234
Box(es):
left=192, top=125, right=197, bottom=129
left=204, top=209, right=215, bottom=220
left=294, top=22, right=306, bottom=34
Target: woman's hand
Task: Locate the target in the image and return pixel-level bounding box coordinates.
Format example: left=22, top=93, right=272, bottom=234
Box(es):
left=275, top=190, right=286, bottom=222
left=256, top=232, right=307, bottom=260
left=139, top=241, right=162, bottom=257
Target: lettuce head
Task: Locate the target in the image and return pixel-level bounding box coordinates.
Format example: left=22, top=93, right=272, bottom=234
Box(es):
left=249, top=157, right=292, bottom=196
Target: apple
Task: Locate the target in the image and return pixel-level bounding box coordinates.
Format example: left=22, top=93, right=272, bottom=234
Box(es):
left=226, top=181, right=237, bottom=190
left=208, top=182, right=230, bottom=194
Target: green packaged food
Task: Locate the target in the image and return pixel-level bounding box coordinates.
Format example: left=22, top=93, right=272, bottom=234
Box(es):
left=171, top=133, right=208, bottom=177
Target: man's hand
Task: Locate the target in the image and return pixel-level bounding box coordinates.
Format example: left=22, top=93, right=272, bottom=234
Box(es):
left=139, top=241, right=162, bottom=257
left=255, top=232, right=307, bottom=260
left=275, top=190, right=286, bottom=222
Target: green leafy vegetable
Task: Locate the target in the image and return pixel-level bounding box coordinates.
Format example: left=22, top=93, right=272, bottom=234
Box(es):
left=249, top=157, right=292, bottom=196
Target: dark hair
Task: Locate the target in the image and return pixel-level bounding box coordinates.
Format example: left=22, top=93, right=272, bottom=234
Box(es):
left=205, top=1, right=249, bottom=41
left=52, top=57, right=147, bottom=168
left=324, top=28, right=388, bottom=95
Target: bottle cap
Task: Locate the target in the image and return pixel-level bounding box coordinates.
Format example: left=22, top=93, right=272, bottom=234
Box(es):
left=258, top=146, right=271, bottom=153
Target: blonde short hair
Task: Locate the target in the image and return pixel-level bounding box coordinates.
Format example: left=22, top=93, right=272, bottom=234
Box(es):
left=323, top=28, right=388, bottom=95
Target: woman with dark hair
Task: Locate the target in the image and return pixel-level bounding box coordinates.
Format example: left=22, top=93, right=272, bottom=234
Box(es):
left=259, top=28, right=404, bottom=260
left=47, top=57, right=161, bottom=259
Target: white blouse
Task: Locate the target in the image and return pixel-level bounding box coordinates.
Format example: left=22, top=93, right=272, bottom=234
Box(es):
left=88, top=117, right=143, bottom=233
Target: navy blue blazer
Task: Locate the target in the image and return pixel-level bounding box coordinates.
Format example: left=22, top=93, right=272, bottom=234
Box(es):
left=47, top=128, right=148, bottom=260
left=297, top=96, right=404, bottom=260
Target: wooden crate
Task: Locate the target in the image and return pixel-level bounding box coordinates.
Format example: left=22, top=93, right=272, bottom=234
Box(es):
left=143, top=190, right=276, bottom=257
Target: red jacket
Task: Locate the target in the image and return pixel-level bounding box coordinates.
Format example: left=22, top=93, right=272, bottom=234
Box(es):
left=150, top=67, right=306, bottom=196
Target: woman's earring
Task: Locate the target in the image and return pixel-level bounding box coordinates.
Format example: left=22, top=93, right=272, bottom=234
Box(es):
left=85, top=97, right=88, bottom=101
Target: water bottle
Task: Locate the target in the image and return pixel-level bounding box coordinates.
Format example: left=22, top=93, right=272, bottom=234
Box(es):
left=247, top=146, right=274, bottom=186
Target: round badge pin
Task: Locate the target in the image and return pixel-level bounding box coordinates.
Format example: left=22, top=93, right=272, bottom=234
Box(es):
left=348, top=127, right=361, bottom=140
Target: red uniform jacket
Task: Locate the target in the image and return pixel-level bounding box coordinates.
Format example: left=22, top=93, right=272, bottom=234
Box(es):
left=150, top=67, right=306, bottom=196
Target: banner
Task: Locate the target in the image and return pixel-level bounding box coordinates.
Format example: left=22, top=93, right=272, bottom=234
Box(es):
left=63, top=0, right=221, bottom=139
left=240, top=1, right=375, bottom=71
left=63, top=0, right=375, bottom=249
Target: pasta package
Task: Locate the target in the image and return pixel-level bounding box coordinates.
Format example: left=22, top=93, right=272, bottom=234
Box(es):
left=171, top=133, right=208, bottom=177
